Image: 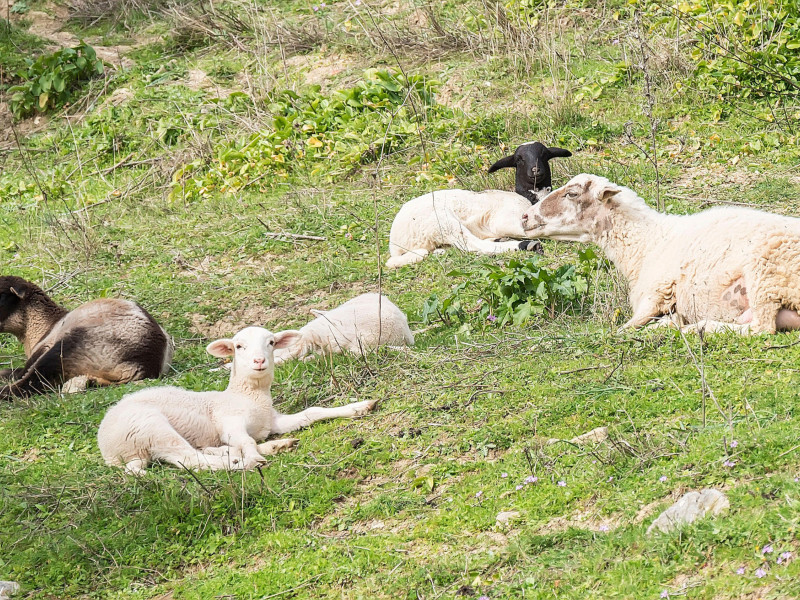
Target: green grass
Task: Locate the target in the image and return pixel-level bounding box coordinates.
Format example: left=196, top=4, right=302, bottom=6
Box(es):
left=2, top=0, right=800, bottom=598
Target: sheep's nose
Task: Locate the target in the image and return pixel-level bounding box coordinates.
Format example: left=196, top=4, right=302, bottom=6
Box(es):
left=253, top=357, right=265, bottom=367
left=521, top=213, right=529, bottom=223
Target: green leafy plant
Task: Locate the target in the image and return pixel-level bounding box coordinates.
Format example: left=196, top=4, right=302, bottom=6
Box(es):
left=423, top=249, right=600, bottom=327
left=646, top=0, right=800, bottom=100
left=169, top=69, right=447, bottom=201
left=8, top=42, right=104, bottom=119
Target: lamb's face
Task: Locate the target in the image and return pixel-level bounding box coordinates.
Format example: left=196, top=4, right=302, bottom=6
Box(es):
left=521, top=174, right=620, bottom=242
left=488, top=142, right=572, bottom=204
left=207, top=327, right=276, bottom=381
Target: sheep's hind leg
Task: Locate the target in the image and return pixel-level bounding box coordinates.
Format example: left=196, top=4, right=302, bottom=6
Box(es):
left=682, top=320, right=752, bottom=335
left=271, top=399, right=378, bottom=434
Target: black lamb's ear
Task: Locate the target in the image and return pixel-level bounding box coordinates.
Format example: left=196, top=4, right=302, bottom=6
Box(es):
left=9, top=286, right=25, bottom=299
left=547, top=147, right=572, bottom=158
left=488, top=154, right=516, bottom=173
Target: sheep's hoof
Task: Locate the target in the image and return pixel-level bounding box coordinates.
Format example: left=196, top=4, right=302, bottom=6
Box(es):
left=259, top=438, right=299, bottom=455
left=518, top=240, right=543, bottom=254
left=62, top=375, right=90, bottom=394
left=352, top=399, right=379, bottom=416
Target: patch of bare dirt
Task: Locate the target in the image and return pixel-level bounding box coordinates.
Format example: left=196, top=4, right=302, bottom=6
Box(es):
left=673, top=163, right=759, bottom=190
left=190, top=305, right=288, bottom=338
left=540, top=505, right=621, bottom=534
left=184, top=68, right=234, bottom=98
left=284, top=53, right=359, bottom=90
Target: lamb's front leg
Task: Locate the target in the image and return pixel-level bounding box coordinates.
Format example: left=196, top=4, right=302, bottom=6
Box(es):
left=271, top=399, right=377, bottom=435
left=219, top=419, right=267, bottom=469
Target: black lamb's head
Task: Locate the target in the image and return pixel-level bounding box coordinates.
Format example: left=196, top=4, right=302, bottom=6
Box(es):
left=488, top=141, right=572, bottom=204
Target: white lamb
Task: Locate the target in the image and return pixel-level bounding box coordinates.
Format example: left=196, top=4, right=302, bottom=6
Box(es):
left=97, top=327, right=376, bottom=475
left=520, top=173, right=800, bottom=334
left=386, top=189, right=542, bottom=269
left=272, top=293, right=414, bottom=364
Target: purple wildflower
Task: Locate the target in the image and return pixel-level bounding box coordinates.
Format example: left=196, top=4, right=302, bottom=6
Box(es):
left=478, top=596, right=490, bottom=600
left=781, top=551, right=792, bottom=560
left=730, top=440, right=738, bottom=448
left=607, top=476, right=613, bottom=482
left=558, top=480, right=566, bottom=487
left=355, top=0, right=362, bottom=4
left=755, top=568, right=766, bottom=578
left=501, top=472, right=508, bottom=479
left=660, top=591, right=669, bottom=599
left=723, top=460, right=736, bottom=468
left=312, top=5, right=319, bottom=11
left=524, top=475, right=538, bottom=485
left=736, top=567, right=745, bottom=575
left=599, top=524, right=610, bottom=532
left=763, top=544, right=773, bottom=554
left=475, top=490, right=483, bottom=499
left=487, top=314, right=497, bottom=322
left=515, top=484, right=524, bottom=491
left=659, top=475, right=667, bottom=483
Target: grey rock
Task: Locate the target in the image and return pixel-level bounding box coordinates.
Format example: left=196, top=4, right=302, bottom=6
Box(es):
left=647, top=489, right=730, bottom=535
left=0, top=581, right=19, bottom=599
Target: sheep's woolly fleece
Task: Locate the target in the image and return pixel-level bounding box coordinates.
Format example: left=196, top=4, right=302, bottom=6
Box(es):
left=386, top=189, right=538, bottom=268
left=521, top=173, right=800, bottom=333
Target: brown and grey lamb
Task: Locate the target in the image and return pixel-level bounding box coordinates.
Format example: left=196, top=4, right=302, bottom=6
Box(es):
left=0, top=276, right=173, bottom=399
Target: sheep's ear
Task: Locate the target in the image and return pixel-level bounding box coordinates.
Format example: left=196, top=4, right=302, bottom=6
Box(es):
left=488, top=155, right=516, bottom=173
left=9, top=286, right=25, bottom=299
left=598, top=184, right=622, bottom=204
left=547, top=147, right=572, bottom=158
left=309, top=309, right=326, bottom=317
left=206, top=339, right=235, bottom=357
left=274, top=330, right=303, bottom=350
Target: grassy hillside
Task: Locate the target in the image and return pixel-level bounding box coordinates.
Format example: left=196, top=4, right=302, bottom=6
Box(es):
left=2, top=0, right=800, bottom=598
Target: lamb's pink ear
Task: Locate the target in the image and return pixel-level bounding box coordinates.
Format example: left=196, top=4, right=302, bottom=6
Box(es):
left=206, top=339, right=235, bottom=357
left=274, top=330, right=303, bottom=350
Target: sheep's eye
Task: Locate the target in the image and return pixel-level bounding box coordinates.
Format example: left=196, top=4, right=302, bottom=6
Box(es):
left=235, top=344, right=244, bottom=350
left=268, top=340, right=275, bottom=346
left=566, top=191, right=578, bottom=199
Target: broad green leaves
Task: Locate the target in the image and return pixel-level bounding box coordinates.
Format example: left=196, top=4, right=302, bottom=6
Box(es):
left=8, top=42, right=104, bottom=119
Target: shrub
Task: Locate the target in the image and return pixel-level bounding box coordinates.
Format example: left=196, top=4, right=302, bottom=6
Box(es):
left=646, top=0, right=800, bottom=100
left=422, top=249, right=600, bottom=328
left=8, top=42, right=104, bottom=119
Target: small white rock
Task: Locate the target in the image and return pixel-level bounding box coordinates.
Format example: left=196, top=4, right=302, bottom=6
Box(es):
left=548, top=426, right=609, bottom=446
left=496, top=510, right=521, bottom=525
left=647, top=489, right=730, bottom=535
left=0, top=581, right=20, bottom=599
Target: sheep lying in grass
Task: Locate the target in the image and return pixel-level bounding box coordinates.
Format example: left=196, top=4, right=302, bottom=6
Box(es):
left=0, top=276, right=173, bottom=400
left=520, top=174, right=800, bottom=334
left=386, top=189, right=542, bottom=269
left=272, top=293, right=414, bottom=364
left=98, top=326, right=377, bottom=474
left=488, top=141, right=573, bottom=204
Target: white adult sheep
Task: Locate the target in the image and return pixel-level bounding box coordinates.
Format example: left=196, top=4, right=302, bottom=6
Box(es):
left=386, top=189, right=543, bottom=269
left=97, top=327, right=376, bottom=475
left=520, top=173, right=800, bottom=334
left=272, top=293, right=414, bottom=364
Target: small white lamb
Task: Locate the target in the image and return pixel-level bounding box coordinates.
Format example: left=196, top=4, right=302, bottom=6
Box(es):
left=97, top=327, right=376, bottom=475
left=386, top=189, right=542, bottom=268
left=272, top=293, right=414, bottom=364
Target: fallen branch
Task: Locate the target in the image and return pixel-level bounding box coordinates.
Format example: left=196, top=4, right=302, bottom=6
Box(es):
left=262, top=231, right=326, bottom=242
